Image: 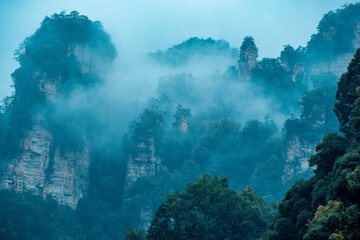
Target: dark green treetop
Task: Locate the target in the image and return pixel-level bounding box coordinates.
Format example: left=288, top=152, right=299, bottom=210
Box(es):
left=335, top=48, right=360, bottom=141
left=147, top=174, right=273, bottom=240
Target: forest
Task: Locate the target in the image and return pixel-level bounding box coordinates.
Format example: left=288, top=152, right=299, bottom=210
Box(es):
left=0, top=2, right=360, bottom=240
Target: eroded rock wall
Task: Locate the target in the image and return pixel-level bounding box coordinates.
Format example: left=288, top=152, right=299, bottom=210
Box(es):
left=0, top=43, right=106, bottom=208
left=282, top=136, right=315, bottom=185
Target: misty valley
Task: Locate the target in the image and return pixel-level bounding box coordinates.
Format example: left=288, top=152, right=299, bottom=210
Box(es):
left=1, top=2, right=360, bottom=240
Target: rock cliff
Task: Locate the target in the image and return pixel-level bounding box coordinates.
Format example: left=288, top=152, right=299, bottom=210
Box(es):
left=280, top=6, right=360, bottom=184
left=238, top=36, right=258, bottom=80
left=282, top=136, right=315, bottom=185
left=282, top=86, right=339, bottom=185
left=0, top=12, right=116, bottom=208
left=0, top=45, right=102, bottom=208
left=122, top=137, right=161, bottom=228
left=121, top=109, right=164, bottom=227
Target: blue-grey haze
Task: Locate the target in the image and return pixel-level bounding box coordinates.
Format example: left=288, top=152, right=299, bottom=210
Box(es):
left=0, top=0, right=358, bottom=100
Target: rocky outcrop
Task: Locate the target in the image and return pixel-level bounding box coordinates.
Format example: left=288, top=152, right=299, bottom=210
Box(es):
left=173, top=105, right=190, bottom=134
left=0, top=42, right=110, bottom=208
left=1, top=123, right=89, bottom=208
left=238, top=36, right=258, bottom=80
left=282, top=136, right=315, bottom=185
left=122, top=137, right=161, bottom=228
left=68, top=43, right=111, bottom=75
left=282, top=86, right=339, bottom=185
left=123, top=138, right=160, bottom=192
left=307, top=53, right=355, bottom=77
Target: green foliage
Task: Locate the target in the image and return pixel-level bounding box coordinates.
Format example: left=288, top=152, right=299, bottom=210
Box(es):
left=251, top=57, right=305, bottom=113
left=124, top=108, right=164, bottom=155
left=300, top=86, right=338, bottom=127
left=250, top=155, right=284, bottom=201
left=147, top=175, right=273, bottom=240
left=285, top=86, right=339, bottom=147
left=1, top=11, right=116, bottom=156
left=0, top=190, right=86, bottom=240
left=263, top=48, right=360, bottom=240
left=304, top=201, right=360, bottom=240
left=4, top=4, right=360, bottom=240
left=327, top=149, right=360, bottom=203
left=125, top=228, right=146, bottom=240
left=204, top=117, right=240, bottom=150
left=262, top=131, right=359, bottom=240
left=238, top=36, right=258, bottom=63
left=307, top=3, right=360, bottom=58
left=280, top=45, right=302, bottom=73
left=335, top=49, right=360, bottom=140
left=253, top=58, right=289, bottom=89
left=309, top=133, right=349, bottom=176
left=149, top=37, right=238, bottom=66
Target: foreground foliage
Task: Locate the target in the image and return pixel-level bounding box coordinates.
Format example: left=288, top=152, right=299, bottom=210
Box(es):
left=129, top=174, right=274, bottom=240
left=262, top=49, right=360, bottom=240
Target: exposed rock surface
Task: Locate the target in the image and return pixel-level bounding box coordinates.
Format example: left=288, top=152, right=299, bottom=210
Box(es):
left=122, top=137, right=161, bottom=228
left=123, top=138, right=160, bottom=193
left=280, top=17, right=360, bottom=184
left=173, top=106, right=190, bottom=135
left=238, top=37, right=258, bottom=80
left=307, top=53, right=355, bottom=77
left=282, top=136, right=315, bottom=185
left=0, top=44, right=107, bottom=208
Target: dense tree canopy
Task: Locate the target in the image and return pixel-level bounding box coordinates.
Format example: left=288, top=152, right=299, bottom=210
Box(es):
left=262, top=50, right=360, bottom=240
left=146, top=174, right=273, bottom=240
left=3, top=3, right=360, bottom=240
left=307, top=3, right=360, bottom=58
left=335, top=48, right=360, bottom=140
left=149, top=37, right=238, bottom=66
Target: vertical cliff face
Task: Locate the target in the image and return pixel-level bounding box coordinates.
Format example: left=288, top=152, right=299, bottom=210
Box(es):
left=123, top=138, right=160, bottom=192
left=122, top=137, right=161, bottom=228
left=0, top=12, right=116, bottom=208
left=306, top=53, right=356, bottom=77
left=282, top=86, right=339, bottom=185
left=1, top=123, right=90, bottom=207
left=305, top=4, right=360, bottom=77
left=1, top=45, right=102, bottom=208
left=172, top=105, right=191, bottom=135
left=238, top=36, right=258, bottom=80
left=282, top=136, right=315, bottom=185
left=121, top=109, right=164, bottom=227
left=281, top=5, right=360, bottom=184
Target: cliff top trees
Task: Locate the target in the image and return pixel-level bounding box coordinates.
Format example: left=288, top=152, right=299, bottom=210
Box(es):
left=146, top=174, right=273, bottom=240
left=306, top=3, right=360, bottom=58
left=2, top=11, right=116, bottom=155
left=149, top=37, right=238, bottom=66
left=129, top=108, right=164, bottom=144
left=14, top=10, right=116, bottom=82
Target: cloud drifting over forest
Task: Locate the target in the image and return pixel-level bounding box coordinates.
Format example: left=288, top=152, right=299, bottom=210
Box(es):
left=0, top=0, right=358, bottom=100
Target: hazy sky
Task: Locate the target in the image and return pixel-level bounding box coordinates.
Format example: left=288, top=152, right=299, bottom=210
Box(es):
left=0, top=0, right=358, bottom=100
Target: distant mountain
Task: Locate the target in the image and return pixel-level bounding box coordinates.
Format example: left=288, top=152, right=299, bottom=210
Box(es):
left=149, top=37, right=238, bottom=66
